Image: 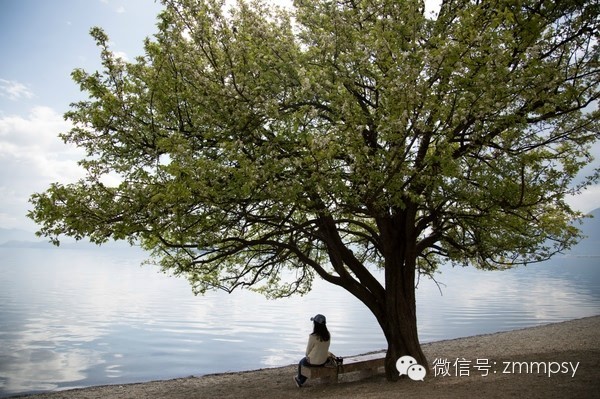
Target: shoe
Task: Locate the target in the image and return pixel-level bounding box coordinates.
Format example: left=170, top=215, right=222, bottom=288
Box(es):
left=294, top=376, right=303, bottom=387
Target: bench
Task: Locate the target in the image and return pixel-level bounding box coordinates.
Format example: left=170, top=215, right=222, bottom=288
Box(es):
left=301, top=351, right=386, bottom=382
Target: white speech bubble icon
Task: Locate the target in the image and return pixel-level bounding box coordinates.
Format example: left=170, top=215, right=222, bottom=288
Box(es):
left=407, top=364, right=426, bottom=381
left=395, top=355, right=417, bottom=376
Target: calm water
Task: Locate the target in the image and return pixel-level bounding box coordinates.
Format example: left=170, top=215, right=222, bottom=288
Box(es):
left=0, top=246, right=598, bottom=397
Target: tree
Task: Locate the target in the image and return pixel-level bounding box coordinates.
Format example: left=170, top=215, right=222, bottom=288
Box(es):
left=29, top=0, right=599, bottom=380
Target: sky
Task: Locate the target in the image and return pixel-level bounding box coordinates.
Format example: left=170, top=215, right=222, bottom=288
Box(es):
left=0, top=0, right=166, bottom=231
left=0, top=0, right=598, bottom=233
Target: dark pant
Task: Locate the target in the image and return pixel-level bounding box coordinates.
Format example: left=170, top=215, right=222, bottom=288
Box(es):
left=297, top=357, right=325, bottom=384
left=297, top=357, right=310, bottom=384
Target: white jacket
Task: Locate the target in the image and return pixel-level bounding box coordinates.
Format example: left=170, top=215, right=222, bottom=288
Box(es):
left=305, top=334, right=330, bottom=365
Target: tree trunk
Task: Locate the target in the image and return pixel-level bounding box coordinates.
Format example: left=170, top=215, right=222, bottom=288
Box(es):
left=317, top=209, right=429, bottom=381
left=377, top=212, right=429, bottom=381
left=378, top=258, right=428, bottom=380
left=382, top=287, right=429, bottom=380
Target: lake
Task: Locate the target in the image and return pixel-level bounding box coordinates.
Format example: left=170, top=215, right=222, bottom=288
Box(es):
left=0, top=246, right=598, bottom=397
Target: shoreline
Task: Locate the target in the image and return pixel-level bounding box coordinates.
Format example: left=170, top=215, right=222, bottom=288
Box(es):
left=11, top=316, right=600, bottom=398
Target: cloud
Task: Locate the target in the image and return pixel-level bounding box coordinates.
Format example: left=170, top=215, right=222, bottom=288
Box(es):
left=112, top=51, right=129, bottom=61
left=116, top=5, right=126, bottom=14
left=0, top=79, right=34, bottom=101
left=567, top=185, right=600, bottom=214
left=0, top=106, right=86, bottom=229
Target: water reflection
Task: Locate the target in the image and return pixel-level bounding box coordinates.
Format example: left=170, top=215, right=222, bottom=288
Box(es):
left=416, top=259, right=600, bottom=341
left=0, top=247, right=598, bottom=397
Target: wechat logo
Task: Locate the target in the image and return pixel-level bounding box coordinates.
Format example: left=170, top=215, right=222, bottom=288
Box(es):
left=396, top=355, right=426, bottom=381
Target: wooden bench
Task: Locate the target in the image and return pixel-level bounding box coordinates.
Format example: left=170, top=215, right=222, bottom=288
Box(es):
left=301, top=351, right=386, bottom=382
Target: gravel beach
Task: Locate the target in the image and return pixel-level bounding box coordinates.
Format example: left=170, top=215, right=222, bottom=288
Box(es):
left=14, top=316, right=600, bottom=399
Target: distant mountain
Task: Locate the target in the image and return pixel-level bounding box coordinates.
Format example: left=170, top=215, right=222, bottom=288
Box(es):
left=0, top=228, right=42, bottom=244
left=0, top=228, right=132, bottom=249
left=568, top=207, right=600, bottom=256
left=1, top=207, right=598, bottom=254
left=0, top=239, right=52, bottom=248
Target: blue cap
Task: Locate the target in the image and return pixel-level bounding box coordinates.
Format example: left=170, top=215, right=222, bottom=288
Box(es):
left=311, top=314, right=326, bottom=324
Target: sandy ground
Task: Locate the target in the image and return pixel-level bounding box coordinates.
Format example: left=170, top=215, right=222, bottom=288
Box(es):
left=14, top=316, right=600, bottom=399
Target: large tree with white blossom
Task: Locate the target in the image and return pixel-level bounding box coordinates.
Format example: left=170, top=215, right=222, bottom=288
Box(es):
left=29, top=0, right=599, bottom=379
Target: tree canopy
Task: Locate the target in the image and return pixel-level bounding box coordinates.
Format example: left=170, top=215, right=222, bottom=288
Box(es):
left=29, top=0, right=599, bottom=379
